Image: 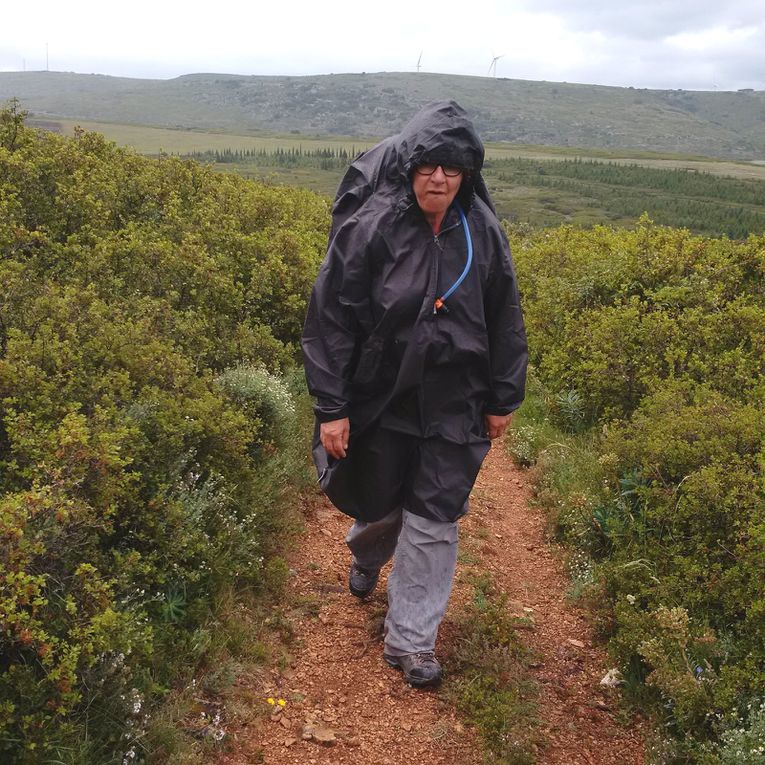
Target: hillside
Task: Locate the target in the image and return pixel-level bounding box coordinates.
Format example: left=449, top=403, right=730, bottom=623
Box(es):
left=2, top=70, right=765, bottom=159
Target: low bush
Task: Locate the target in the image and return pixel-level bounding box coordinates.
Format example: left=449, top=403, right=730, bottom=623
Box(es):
left=508, top=219, right=765, bottom=761
left=0, top=102, right=327, bottom=761
left=445, top=573, right=538, bottom=764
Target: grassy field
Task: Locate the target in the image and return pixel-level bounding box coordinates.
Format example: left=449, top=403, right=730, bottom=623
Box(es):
left=38, top=117, right=377, bottom=158
left=32, top=116, right=765, bottom=237
left=42, top=117, right=765, bottom=181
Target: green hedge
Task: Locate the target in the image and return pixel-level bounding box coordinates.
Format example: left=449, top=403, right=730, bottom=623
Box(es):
left=0, top=103, right=328, bottom=761
left=508, top=219, right=764, bottom=762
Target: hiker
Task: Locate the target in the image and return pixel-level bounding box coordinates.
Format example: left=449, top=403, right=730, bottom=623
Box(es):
left=301, top=100, right=528, bottom=687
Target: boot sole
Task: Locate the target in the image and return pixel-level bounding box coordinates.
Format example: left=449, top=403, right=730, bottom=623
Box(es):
left=349, top=585, right=377, bottom=598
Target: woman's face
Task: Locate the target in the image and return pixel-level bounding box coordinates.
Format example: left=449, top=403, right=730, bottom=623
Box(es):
left=412, top=164, right=463, bottom=221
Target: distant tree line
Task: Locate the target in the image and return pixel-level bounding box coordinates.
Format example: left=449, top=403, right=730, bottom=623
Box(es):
left=186, top=145, right=361, bottom=171
left=490, top=157, right=765, bottom=206
left=490, top=157, right=765, bottom=238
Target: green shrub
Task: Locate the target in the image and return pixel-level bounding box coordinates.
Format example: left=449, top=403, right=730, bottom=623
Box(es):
left=507, top=219, right=765, bottom=759
left=216, top=363, right=296, bottom=451
left=509, top=219, right=765, bottom=422
left=506, top=370, right=567, bottom=467
left=0, top=105, right=326, bottom=760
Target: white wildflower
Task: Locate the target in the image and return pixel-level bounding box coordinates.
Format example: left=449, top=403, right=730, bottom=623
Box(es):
left=600, top=668, right=624, bottom=687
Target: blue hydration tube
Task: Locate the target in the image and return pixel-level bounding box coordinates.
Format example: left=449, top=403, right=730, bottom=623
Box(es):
left=434, top=201, right=473, bottom=313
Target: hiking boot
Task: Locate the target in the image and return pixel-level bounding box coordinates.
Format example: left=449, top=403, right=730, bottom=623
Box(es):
left=384, top=651, right=443, bottom=687
left=348, top=562, right=380, bottom=598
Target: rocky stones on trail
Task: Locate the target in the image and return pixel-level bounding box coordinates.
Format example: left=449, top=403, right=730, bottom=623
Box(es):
left=301, top=723, right=337, bottom=745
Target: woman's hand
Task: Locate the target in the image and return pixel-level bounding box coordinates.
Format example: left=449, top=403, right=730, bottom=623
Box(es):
left=485, top=413, right=513, bottom=440
left=320, top=417, right=350, bottom=459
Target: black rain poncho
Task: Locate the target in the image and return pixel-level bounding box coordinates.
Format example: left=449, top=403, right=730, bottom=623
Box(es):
left=302, top=101, right=528, bottom=523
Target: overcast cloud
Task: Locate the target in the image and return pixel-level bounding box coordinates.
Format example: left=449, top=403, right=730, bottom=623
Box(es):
left=1, top=0, right=763, bottom=91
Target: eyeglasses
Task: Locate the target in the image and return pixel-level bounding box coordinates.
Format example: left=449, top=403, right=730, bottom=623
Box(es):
left=414, top=163, right=464, bottom=177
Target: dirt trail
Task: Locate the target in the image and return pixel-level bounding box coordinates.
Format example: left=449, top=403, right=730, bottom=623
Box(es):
left=218, top=443, right=645, bottom=765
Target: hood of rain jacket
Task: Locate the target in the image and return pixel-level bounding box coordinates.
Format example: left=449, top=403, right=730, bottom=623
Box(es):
left=330, top=101, right=495, bottom=237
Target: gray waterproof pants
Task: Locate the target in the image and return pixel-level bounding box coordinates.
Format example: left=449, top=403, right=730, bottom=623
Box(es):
left=345, top=508, right=458, bottom=656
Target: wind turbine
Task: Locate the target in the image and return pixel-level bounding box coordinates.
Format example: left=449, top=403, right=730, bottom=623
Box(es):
left=488, top=54, right=503, bottom=78
left=417, top=51, right=423, bottom=73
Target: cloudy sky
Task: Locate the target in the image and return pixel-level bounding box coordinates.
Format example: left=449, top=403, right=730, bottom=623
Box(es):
left=1, top=0, right=763, bottom=91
